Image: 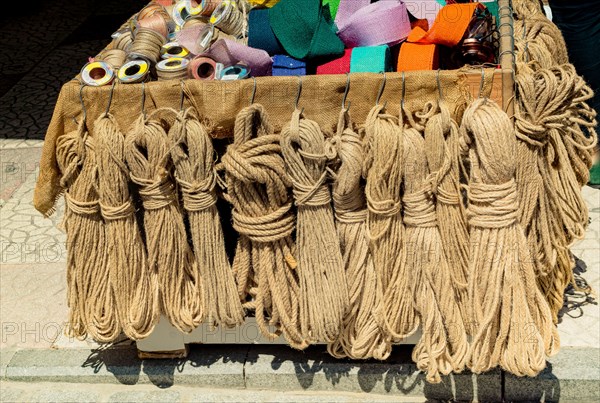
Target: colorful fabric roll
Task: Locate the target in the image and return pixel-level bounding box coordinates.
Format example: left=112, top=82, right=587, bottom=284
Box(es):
left=397, top=3, right=479, bottom=71
left=203, top=39, right=273, bottom=76
left=316, top=48, right=352, bottom=75
left=272, top=55, right=306, bottom=76
left=404, top=0, right=444, bottom=29
left=269, top=0, right=345, bottom=60
left=350, top=45, right=392, bottom=73
left=334, top=0, right=370, bottom=27
left=322, top=0, right=341, bottom=20
left=248, top=9, right=284, bottom=55
left=336, top=0, right=412, bottom=48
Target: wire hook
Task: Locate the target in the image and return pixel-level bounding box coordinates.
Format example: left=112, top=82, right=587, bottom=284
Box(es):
left=179, top=80, right=186, bottom=112
left=436, top=69, right=443, bottom=102
left=478, top=67, right=485, bottom=99
left=105, top=80, right=117, bottom=116
left=250, top=77, right=257, bottom=105
left=376, top=72, right=387, bottom=107
left=141, top=81, right=147, bottom=119
left=342, top=73, right=351, bottom=111
left=295, top=76, right=303, bottom=111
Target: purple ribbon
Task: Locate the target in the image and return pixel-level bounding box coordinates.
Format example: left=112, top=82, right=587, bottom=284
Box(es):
left=336, top=0, right=412, bottom=48
left=202, top=39, right=273, bottom=76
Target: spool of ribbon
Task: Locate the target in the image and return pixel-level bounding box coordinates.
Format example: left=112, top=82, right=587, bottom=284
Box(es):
left=185, top=0, right=220, bottom=17
left=81, top=61, right=115, bottom=86
left=161, top=41, right=190, bottom=58
left=210, top=0, right=246, bottom=38
left=333, top=0, right=370, bottom=27
left=336, top=0, right=412, bottom=48
left=316, top=48, right=352, bottom=75
left=202, top=39, right=273, bottom=76
left=98, top=49, right=128, bottom=70
left=248, top=0, right=281, bottom=7
left=137, top=12, right=170, bottom=38
left=272, top=55, right=306, bottom=76
left=350, top=45, right=392, bottom=73
left=220, top=63, right=251, bottom=80
left=118, top=59, right=151, bottom=83
left=129, top=27, right=167, bottom=64
left=156, top=57, right=190, bottom=80
left=189, top=55, right=222, bottom=80
left=397, top=3, right=480, bottom=71
left=268, top=0, right=344, bottom=60
left=248, top=9, right=283, bottom=55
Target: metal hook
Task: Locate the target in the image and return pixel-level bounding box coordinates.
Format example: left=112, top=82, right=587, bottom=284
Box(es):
left=295, top=76, right=303, bottom=111
left=401, top=71, right=406, bottom=110
left=478, top=67, right=485, bottom=99
left=179, top=80, right=186, bottom=112
left=342, top=73, right=351, bottom=111
left=436, top=69, right=443, bottom=101
left=376, top=72, right=387, bottom=107
left=105, top=80, right=117, bottom=116
left=250, top=77, right=257, bottom=105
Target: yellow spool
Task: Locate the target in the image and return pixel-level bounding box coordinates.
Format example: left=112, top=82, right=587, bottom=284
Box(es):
left=80, top=61, right=114, bottom=87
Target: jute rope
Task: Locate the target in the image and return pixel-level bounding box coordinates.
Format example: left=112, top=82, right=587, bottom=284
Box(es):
left=96, top=113, right=159, bottom=339
left=423, top=101, right=471, bottom=332
left=460, top=98, right=558, bottom=377
left=280, top=109, right=348, bottom=344
left=401, top=123, right=469, bottom=383
left=170, top=108, right=244, bottom=328
left=326, top=108, right=391, bottom=360
left=221, top=104, right=307, bottom=349
left=363, top=104, right=418, bottom=342
left=514, top=12, right=568, bottom=66
left=56, top=122, right=121, bottom=342
left=125, top=113, right=204, bottom=334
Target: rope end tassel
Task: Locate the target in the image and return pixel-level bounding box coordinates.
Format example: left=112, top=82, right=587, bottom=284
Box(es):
left=460, top=97, right=559, bottom=377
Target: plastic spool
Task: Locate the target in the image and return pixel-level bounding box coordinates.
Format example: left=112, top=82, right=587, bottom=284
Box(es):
left=220, top=63, right=250, bottom=80
left=118, top=59, right=150, bottom=83
left=189, top=56, right=223, bottom=80
left=173, top=1, right=192, bottom=27
left=185, top=0, right=220, bottom=17
left=161, top=42, right=190, bottom=59
left=210, top=0, right=245, bottom=38
left=113, top=31, right=133, bottom=51
left=196, top=23, right=216, bottom=53
left=81, top=61, right=114, bottom=87
left=98, top=49, right=128, bottom=70
left=129, top=27, right=167, bottom=64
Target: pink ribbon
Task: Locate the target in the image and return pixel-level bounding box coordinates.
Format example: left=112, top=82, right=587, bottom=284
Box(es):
left=202, top=39, right=273, bottom=76
left=336, top=0, right=412, bottom=48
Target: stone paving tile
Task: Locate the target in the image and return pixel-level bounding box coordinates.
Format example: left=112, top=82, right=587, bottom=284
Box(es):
left=0, top=262, right=67, bottom=349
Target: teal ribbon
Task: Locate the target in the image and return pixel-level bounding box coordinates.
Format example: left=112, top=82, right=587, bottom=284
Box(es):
left=350, top=45, right=392, bottom=73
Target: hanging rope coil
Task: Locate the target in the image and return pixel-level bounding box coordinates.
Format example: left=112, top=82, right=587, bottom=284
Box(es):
left=96, top=113, right=159, bottom=340
left=326, top=108, right=391, bottom=360
left=170, top=108, right=244, bottom=328
left=221, top=104, right=307, bottom=349
left=280, top=108, right=348, bottom=344
left=125, top=114, right=204, bottom=333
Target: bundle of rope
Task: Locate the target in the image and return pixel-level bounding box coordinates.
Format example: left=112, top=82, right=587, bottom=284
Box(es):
left=460, top=97, right=558, bottom=377
left=514, top=63, right=597, bottom=320
left=423, top=101, right=471, bottom=332
left=513, top=7, right=568, bottom=66
left=169, top=107, right=244, bottom=328
left=95, top=112, right=159, bottom=340
left=280, top=109, right=348, bottom=344
left=326, top=108, right=391, bottom=360
left=125, top=112, right=204, bottom=334
left=363, top=104, right=417, bottom=342
left=221, top=104, right=307, bottom=349
left=56, top=120, right=120, bottom=342
left=399, top=121, right=469, bottom=383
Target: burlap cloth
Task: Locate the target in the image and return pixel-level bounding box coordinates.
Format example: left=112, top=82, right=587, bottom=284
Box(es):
left=34, top=69, right=501, bottom=216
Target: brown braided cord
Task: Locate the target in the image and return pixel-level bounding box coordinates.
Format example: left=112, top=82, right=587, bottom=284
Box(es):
left=56, top=122, right=121, bottom=342
left=280, top=108, right=348, bottom=344
left=401, top=125, right=469, bottom=384
left=460, top=98, right=558, bottom=377
left=125, top=114, right=203, bottom=334
left=96, top=113, right=159, bottom=339
left=221, top=104, right=308, bottom=349
left=170, top=109, right=244, bottom=329
left=363, top=105, right=419, bottom=342
left=326, top=108, right=391, bottom=360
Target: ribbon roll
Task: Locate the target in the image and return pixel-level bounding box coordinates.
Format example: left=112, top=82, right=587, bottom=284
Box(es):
left=248, top=0, right=281, bottom=7
left=173, top=1, right=192, bottom=27
left=203, top=39, right=273, bottom=76
left=81, top=61, right=115, bottom=87
left=157, top=57, right=190, bottom=72
left=161, top=41, right=190, bottom=59
left=118, top=59, right=150, bottom=83
left=334, top=0, right=370, bottom=27
left=336, top=0, right=412, bottom=48
left=248, top=9, right=283, bottom=55
left=220, top=64, right=251, bottom=80
left=185, top=0, right=220, bottom=16
left=316, top=48, right=352, bottom=75
left=189, top=55, right=221, bottom=80
left=350, top=45, right=393, bottom=73
left=272, top=55, right=306, bottom=76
